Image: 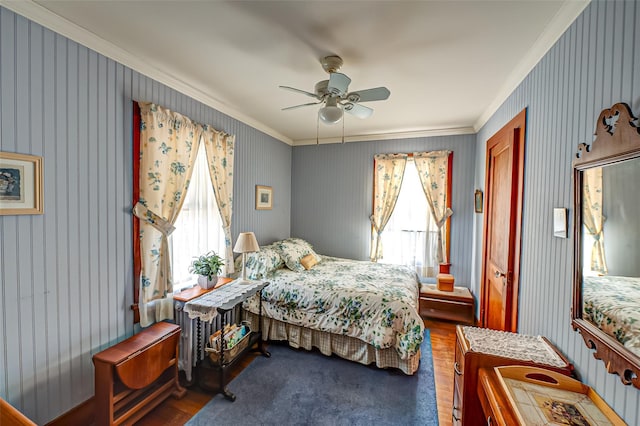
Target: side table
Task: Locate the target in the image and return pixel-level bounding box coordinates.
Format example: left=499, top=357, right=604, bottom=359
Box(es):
left=184, top=279, right=270, bottom=401
left=419, top=283, right=475, bottom=324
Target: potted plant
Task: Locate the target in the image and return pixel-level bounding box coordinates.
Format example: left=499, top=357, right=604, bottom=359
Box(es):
left=189, top=251, right=225, bottom=289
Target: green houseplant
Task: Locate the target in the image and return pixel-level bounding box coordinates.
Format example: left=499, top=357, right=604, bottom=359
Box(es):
left=189, top=251, right=225, bottom=289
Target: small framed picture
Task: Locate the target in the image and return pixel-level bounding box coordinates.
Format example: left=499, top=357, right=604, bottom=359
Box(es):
left=0, top=152, right=43, bottom=215
left=474, top=190, right=483, bottom=214
left=255, top=185, right=273, bottom=210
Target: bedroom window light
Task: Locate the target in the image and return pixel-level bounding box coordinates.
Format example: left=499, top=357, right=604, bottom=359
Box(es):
left=170, top=141, right=226, bottom=291
left=379, top=159, right=440, bottom=279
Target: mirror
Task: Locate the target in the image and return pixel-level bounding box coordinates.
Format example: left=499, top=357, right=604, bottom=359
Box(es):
left=573, top=102, right=640, bottom=388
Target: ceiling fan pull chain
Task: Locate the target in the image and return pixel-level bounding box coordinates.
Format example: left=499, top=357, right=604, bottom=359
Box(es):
left=316, top=113, right=320, bottom=146
left=342, top=113, right=345, bottom=144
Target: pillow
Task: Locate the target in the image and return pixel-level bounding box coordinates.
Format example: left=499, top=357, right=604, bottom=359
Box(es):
left=274, top=238, right=321, bottom=272
left=300, top=253, right=318, bottom=270
left=234, top=244, right=284, bottom=280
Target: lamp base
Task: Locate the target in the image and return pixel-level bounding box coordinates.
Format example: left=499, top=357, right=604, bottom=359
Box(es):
left=239, top=253, right=252, bottom=284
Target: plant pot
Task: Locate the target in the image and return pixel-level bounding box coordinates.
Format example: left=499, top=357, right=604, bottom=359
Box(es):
left=198, top=275, right=218, bottom=290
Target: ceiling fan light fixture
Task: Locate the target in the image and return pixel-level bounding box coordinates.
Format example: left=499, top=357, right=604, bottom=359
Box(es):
left=318, top=105, right=343, bottom=125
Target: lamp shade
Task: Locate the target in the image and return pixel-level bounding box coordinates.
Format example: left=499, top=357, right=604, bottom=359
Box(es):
left=233, top=232, right=259, bottom=253
left=318, top=97, right=343, bottom=125
left=318, top=105, right=343, bottom=125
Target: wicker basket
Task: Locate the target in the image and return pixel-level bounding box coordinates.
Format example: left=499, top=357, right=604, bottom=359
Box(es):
left=205, top=324, right=251, bottom=364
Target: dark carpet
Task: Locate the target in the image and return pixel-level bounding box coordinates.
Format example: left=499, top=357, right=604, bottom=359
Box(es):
left=186, top=331, right=438, bottom=426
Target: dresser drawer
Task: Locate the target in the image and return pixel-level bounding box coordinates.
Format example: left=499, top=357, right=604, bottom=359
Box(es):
left=421, top=297, right=474, bottom=324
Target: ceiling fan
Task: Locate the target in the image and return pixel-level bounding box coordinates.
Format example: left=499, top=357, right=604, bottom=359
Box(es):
left=280, top=55, right=390, bottom=125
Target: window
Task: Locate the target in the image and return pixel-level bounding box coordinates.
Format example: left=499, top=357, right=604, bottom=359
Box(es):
left=170, top=141, right=226, bottom=290
left=379, top=159, right=439, bottom=279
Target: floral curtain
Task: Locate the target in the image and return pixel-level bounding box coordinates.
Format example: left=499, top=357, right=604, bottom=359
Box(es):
left=370, top=153, right=408, bottom=261
left=202, top=126, right=236, bottom=274
left=413, top=151, right=453, bottom=264
left=135, top=102, right=203, bottom=327
left=582, top=167, right=608, bottom=274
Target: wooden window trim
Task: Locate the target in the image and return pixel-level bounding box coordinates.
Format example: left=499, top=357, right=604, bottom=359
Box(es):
left=131, top=102, right=141, bottom=324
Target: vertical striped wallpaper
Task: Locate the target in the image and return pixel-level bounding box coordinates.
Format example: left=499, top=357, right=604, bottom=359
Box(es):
left=291, top=135, right=477, bottom=285
left=472, top=1, right=640, bottom=422
left=0, top=8, right=290, bottom=423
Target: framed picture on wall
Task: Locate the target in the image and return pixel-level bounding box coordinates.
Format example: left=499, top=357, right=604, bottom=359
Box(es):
left=256, top=185, right=273, bottom=210
left=474, top=189, right=483, bottom=214
left=0, top=151, right=43, bottom=215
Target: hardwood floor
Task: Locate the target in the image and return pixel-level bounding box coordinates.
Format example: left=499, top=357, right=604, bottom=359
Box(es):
left=135, top=319, right=457, bottom=426
left=427, top=319, right=457, bottom=426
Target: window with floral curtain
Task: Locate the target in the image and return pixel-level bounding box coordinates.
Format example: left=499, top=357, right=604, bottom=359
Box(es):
left=373, top=151, right=452, bottom=280
left=132, top=102, right=235, bottom=327
left=170, top=141, right=227, bottom=290
left=379, top=159, right=440, bottom=279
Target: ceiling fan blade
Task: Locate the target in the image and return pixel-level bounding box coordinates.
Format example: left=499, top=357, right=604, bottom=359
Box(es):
left=345, top=87, right=390, bottom=103
left=279, top=85, right=318, bottom=99
left=343, top=102, right=373, bottom=119
left=282, top=101, right=321, bottom=111
left=327, top=72, right=351, bottom=96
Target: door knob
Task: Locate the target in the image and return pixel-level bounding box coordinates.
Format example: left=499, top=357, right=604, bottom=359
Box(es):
left=494, top=270, right=506, bottom=279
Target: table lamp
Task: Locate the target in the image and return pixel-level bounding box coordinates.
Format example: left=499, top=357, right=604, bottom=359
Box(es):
left=233, top=232, right=260, bottom=282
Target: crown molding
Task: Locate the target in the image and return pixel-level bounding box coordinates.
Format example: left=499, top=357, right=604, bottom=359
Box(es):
left=473, top=0, right=590, bottom=132
left=0, top=0, right=295, bottom=146
left=293, top=126, right=476, bottom=146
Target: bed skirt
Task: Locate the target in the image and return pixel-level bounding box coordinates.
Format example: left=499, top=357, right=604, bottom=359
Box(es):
left=243, top=310, right=420, bottom=375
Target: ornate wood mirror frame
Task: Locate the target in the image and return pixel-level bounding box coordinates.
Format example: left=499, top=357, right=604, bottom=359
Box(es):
left=572, top=102, right=640, bottom=389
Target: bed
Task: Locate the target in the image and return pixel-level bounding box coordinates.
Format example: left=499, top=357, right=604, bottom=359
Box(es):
left=582, top=275, right=640, bottom=357
left=239, top=238, right=425, bottom=375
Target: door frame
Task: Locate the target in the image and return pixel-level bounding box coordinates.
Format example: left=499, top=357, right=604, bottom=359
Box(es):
left=480, top=108, right=527, bottom=332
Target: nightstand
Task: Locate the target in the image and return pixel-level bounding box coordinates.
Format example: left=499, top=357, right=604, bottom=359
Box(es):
left=419, top=283, right=475, bottom=324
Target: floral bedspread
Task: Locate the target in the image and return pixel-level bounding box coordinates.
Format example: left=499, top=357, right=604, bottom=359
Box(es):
left=583, top=275, right=640, bottom=356
left=243, top=256, right=424, bottom=359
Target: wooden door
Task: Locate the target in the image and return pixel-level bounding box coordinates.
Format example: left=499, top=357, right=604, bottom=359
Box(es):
left=480, top=109, right=526, bottom=332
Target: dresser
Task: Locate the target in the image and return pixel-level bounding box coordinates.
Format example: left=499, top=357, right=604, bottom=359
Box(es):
left=453, top=325, right=573, bottom=426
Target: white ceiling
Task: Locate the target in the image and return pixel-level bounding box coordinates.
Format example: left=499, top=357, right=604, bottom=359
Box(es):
left=3, top=0, right=588, bottom=145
